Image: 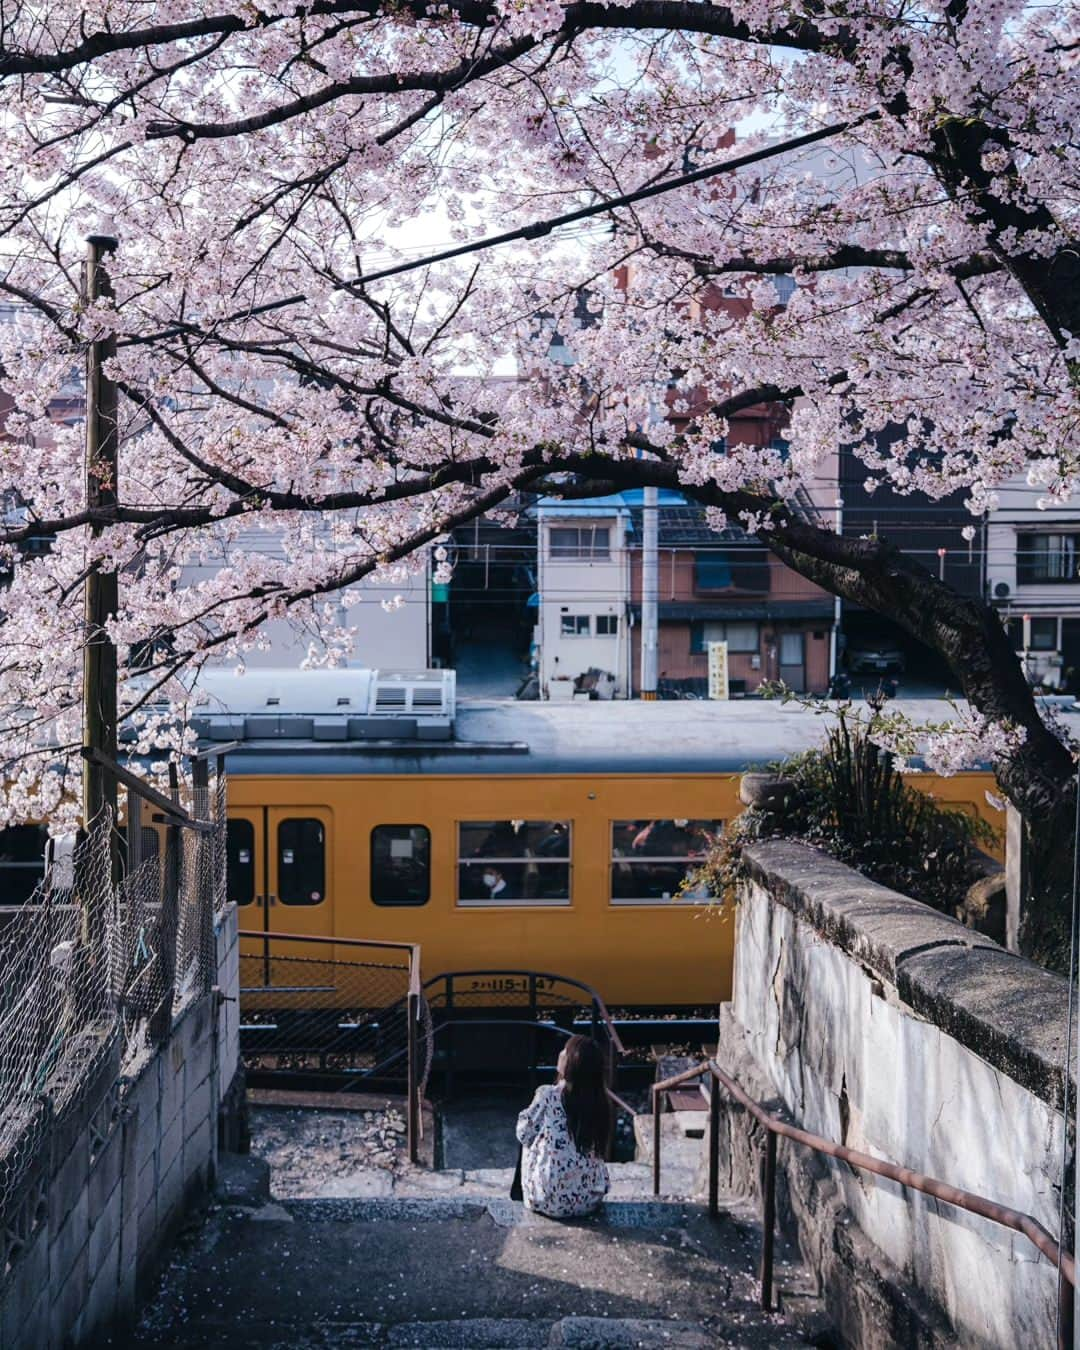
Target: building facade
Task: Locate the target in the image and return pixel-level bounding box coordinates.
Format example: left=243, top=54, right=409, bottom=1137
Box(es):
left=178, top=526, right=431, bottom=672
left=534, top=491, right=835, bottom=698
left=535, top=498, right=632, bottom=697
left=986, top=478, right=1080, bottom=691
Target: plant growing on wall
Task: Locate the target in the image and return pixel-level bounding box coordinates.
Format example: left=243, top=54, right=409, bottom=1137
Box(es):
left=696, top=708, right=998, bottom=918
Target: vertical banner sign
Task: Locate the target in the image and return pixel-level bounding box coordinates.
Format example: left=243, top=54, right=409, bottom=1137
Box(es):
left=708, top=641, right=730, bottom=700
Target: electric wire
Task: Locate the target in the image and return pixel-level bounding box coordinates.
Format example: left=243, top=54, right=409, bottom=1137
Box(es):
left=145, top=111, right=880, bottom=337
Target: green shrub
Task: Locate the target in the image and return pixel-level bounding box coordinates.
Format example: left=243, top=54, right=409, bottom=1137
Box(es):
left=695, top=709, right=998, bottom=913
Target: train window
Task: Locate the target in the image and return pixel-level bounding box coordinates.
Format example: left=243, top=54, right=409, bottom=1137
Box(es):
left=457, top=820, right=571, bottom=905
left=371, top=825, right=430, bottom=907
left=227, top=819, right=256, bottom=907
left=0, top=824, right=48, bottom=905
left=277, top=818, right=325, bottom=906
left=610, top=820, right=722, bottom=905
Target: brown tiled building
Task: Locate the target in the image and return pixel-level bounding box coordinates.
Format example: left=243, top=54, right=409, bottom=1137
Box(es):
left=625, top=497, right=834, bottom=695
left=535, top=490, right=835, bottom=698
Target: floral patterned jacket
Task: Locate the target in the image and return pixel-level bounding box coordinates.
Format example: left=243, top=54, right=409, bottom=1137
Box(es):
left=515, top=1083, right=609, bottom=1218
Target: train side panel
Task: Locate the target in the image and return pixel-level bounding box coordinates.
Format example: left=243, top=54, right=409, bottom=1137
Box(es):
left=229, top=769, right=1001, bottom=1007
left=231, top=773, right=740, bottom=1006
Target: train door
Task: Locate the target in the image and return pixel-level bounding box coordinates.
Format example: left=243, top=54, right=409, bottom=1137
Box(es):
left=230, top=805, right=334, bottom=987
left=267, top=806, right=333, bottom=942
left=227, top=809, right=264, bottom=913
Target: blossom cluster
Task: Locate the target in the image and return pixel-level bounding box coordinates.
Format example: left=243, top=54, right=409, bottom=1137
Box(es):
left=0, top=0, right=1074, bottom=818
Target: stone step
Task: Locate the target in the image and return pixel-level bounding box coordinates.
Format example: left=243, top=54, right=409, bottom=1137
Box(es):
left=116, top=1312, right=813, bottom=1348
left=275, top=1194, right=724, bottom=1230
left=312, top=1161, right=703, bottom=1205
left=121, top=1191, right=820, bottom=1348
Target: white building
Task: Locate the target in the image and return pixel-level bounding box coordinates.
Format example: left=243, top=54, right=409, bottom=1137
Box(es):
left=180, top=525, right=430, bottom=671
left=986, top=479, right=1080, bottom=690
left=535, top=497, right=632, bottom=698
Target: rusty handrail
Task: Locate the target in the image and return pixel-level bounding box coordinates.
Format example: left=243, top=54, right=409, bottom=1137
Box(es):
left=653, top=1061, right=711, bottom=1095
left=650, top=1061, right=710, bottom=1194
left=606, top=1085, right=636, bottom=1117
left=239, top=928, right=419, bottom=956
left=708, top=1057, right=1076, bottom=1288
left=423, top=967, right=627, bottom=1056
left=651, top=1056, right=1075, bottom=1340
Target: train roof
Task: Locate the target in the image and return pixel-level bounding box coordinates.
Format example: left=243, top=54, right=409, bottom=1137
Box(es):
left=211, top=696, right=1080, bottom=776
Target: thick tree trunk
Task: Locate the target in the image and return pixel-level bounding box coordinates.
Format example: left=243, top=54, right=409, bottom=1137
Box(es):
left=761, top=526, right=1079, bottom=971
left=1022, top=797, right=1079, bottom=974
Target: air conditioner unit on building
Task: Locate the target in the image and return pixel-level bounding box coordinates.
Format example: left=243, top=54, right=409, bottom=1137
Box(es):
left=993, top=581, right=1011, bottom=599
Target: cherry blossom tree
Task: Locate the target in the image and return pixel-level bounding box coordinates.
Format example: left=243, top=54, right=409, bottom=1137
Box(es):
left=0, top=0, right=1076, bottom=956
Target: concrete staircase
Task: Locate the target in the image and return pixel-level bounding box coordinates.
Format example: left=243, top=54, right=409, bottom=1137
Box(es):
left=118, top=1119, right=825, bottom=1349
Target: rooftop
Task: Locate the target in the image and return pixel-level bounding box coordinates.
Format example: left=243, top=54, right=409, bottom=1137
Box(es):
left=534, top=490, right=751, bottom=547
left=216, top=696, right=1080, bottom=776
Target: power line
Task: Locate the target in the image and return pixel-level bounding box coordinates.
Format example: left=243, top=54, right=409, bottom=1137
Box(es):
left=147, top=110, right=880, bottom=337
left=355, top=112, right=881, bottom=288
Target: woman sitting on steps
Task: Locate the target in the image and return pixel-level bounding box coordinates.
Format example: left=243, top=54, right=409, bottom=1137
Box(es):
left=514, top=1035, right=611, bottom=1218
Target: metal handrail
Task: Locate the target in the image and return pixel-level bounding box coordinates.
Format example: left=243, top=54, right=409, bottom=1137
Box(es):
left=423, top=968, right=626, bottom=1056
left=426, top=1009, right=636, bottom=1118
left=651, top=1057, right=1075, bottom=1346
left=239, top=928, right=420, bottom=957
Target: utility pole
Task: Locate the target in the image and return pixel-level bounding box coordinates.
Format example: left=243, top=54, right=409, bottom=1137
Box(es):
left=82, top=232, right=120, bottom=854
left=829, top=495, right=843, bottom=683
left=640, top=485, right=659, bottom=699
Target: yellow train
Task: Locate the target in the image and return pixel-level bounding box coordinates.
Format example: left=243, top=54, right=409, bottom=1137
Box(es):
left=189, top=671, right=1003, bottom=1009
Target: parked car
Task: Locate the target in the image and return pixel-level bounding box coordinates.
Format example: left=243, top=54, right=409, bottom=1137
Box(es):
left=845, top=641, right=905, bottom=675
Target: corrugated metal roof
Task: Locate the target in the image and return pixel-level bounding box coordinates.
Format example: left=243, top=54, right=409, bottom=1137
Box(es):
left=626, top=504, right=748, bottom=546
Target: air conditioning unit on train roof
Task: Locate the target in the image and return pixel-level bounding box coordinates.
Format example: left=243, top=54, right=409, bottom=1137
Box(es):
left=189, top=667, right=455, bottom=743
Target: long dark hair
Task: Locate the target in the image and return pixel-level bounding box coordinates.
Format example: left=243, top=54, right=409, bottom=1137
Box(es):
left=560, top=1035, right=611, bottom=1157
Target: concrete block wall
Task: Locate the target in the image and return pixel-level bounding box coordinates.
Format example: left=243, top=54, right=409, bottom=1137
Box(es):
left=216, top=901, right=240, bottom=1106
left=0, top=902, right=240, bottom=1350
left=720, top=841, right=1070, bottom=1349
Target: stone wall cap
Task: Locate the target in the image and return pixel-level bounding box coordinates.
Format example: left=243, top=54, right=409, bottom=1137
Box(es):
left=742, top=839, right=1074, bottom=1110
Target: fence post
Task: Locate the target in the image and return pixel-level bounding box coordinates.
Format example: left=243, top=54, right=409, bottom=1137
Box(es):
left=1057, top=1260, right=1074, bottom=1350
left=760, top=1129, right=777, bottom=1311
left=407, top=986, right=420, bottom=1165
left=445, top=975, right=455, bottom=1100
left=125, top=784, right=142, bottom=878
left=652, top=1087, right=662, bottom=1196
left=603, top=1035, right=617, bottom=1161
left=708, top=1071, right=720, bottom=1218
left=192, top=757, right=213, bottom=997
left=150, top=763, right=181, bottom=1043
left=528, top=974, right=538, bottom=1094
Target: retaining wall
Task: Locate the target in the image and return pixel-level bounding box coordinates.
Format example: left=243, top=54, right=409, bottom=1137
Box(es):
left=718, top=841, right=1070, bottom=1348
left=0, top=901, right=239, bottom=1350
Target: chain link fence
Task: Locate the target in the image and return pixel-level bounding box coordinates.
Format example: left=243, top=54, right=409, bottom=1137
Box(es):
left=0, top=771, right=229, bottom=1234
left=239, top=945, right=424, bottom=1087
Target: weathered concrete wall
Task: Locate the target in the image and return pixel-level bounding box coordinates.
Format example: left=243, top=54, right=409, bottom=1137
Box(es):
left=216, top=900, right=240, bottom=1111
left=719, top=842, right=1070, bottom=1349
left=0, top=902, right=240, bottom=1350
